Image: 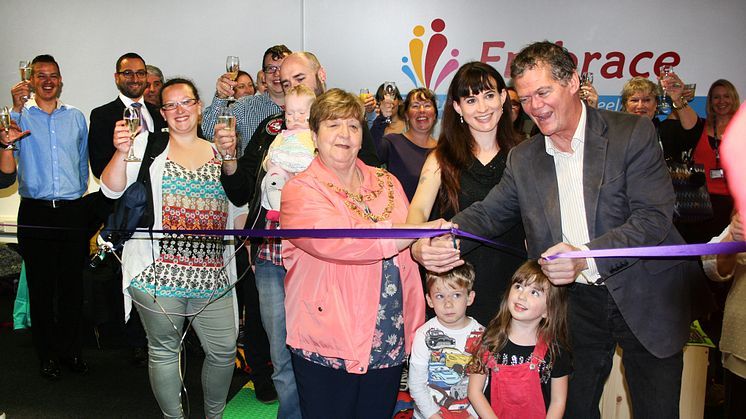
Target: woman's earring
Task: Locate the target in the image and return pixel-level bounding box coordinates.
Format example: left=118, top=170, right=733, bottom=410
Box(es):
left=460, top=114, right=464, bottom=124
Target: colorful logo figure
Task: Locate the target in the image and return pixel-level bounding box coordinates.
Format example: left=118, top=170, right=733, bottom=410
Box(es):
left=401, top=18, right=460, bottom=91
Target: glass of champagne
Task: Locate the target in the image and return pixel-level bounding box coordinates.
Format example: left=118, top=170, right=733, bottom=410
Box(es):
left=683, top=83, right=697, bottom=102
left=217, top=107, right=237, bottom=161
left=123, top=105, right=142, bottom=162
left=226, top=56, right=240, bottom=101
left=658, top=65, right=673, bottom=114
left=19, top=60, right=32, bottom=102
left=579, top=72, right=593, bottom=101
left=0, top=106, right=17, bottom=151
left=382, top=82, right=397, bottom=124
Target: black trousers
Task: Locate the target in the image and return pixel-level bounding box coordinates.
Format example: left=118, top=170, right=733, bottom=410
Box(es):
left=17, top=198, right=90, bottom=361
left=291, top=353, right=403, bottom=419
left=565, top=283, right=683, bottom=419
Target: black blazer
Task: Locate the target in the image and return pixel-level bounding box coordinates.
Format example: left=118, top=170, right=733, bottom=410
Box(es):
left=88, top=97, right=166, bottom=178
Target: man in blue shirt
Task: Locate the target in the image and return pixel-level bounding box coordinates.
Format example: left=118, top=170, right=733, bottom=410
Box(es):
left=10, top=55, right=90, bottom=380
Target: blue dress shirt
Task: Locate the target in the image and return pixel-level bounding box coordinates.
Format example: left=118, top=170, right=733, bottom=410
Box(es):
left=12, top=100, right=89, bottom=200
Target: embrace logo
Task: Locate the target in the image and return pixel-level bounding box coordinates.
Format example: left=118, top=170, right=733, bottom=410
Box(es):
left=401, top=18, right=460, bottom=92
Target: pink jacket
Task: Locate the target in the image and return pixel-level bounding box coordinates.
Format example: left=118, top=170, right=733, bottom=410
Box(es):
left=280, top=157, right=425, bottom=374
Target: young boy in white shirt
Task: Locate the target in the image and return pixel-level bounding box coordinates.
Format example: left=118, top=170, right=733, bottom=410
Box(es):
left=408, top=263, right=484, bottom=419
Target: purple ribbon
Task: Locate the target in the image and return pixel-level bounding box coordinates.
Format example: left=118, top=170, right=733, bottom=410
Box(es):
left=4, top=222, right=743, bottom=259
left=544, top=241, right=746, bottom=260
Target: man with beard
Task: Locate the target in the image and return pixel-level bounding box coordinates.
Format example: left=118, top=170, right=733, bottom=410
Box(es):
left=88, top=52, right=166, bottom=178
left=86, top=53, right=166, bottom=367
left=213, top=51, right=379, bottom=419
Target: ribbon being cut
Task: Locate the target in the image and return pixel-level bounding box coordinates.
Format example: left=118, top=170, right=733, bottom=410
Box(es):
left=3, top=223, right=745, bottom=260
left=82, top=226, right=746, bottom=261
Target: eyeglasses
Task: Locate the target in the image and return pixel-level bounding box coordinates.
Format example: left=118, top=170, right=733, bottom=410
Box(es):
left=161, top=98, right=198, bottom=111
left=117, top=70, right=148, bottom=79
left=263, top=65, right=280, bottom=74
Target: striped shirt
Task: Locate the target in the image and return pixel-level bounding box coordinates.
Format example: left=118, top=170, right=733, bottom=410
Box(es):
left=544, top=103, right=601, bottom=284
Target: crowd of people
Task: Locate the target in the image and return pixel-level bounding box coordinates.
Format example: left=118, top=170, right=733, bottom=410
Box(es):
left=0, top=39, right=743, bottom=419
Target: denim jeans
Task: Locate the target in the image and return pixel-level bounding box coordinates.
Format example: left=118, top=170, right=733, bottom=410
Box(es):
left=131, top=289, right=237, bottom=419
left=255, top=258, right=301, bottom=419
left=565, top=284, right=683, bottom=419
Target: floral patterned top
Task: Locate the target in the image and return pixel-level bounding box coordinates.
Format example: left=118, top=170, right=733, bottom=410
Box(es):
left=291, top=258, right=406, bottom=369
left=130, top=154, right=231, bottom=298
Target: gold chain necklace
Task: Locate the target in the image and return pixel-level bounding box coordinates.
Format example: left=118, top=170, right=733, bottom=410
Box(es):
left=325, top=169, right=395, bottom=222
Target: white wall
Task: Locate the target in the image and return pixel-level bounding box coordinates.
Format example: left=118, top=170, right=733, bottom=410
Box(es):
left=1, top=0, right=744, bottom=223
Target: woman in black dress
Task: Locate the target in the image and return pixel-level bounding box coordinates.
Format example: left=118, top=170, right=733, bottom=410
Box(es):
left=407, top=62, right=525, bottom=325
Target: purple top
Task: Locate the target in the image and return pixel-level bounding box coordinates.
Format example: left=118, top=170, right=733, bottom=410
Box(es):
left=376, top=133, right=432, bottom=201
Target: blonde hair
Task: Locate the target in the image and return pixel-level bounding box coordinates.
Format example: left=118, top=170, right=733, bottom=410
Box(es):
left=426, top=262, right=475, bottom=294
left=706, top=79, right=741, bottom=125
left=286, top=84, right=316, bottom=101
left=620, top=77, right=660, bottom=112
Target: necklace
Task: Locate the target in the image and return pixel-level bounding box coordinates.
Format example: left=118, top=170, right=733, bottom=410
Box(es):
left=325, top=168, right=395, bottom=222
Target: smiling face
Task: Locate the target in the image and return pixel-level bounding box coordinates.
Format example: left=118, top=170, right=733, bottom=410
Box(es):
left=234, top=73, right=255, bottom=99
left=426, top=279, right=475, bottom=329
left=514, top=63, right=581, bottom=144
left=624, top=90, right=657, bottom=119
left=710, top=85, right=736, bottom=118
left=405, top=93, right=437, bottom=135
left=159, top=83, right=201, bottom=135
left=263, top=54, right=286, bottom=96
left=115, top=57, right=147, bottom=99
left=452, top=81, right=507, bottom=136
left=507, top=278, right=548, bottom=327
left=31, top=62, right=62, bottom=103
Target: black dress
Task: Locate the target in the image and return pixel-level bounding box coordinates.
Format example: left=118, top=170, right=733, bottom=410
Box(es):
left=431, top=149, right=526, bottom=325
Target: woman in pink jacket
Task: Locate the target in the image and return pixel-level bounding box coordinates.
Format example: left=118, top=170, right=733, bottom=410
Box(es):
left=280, top=88, right=443, bottom=419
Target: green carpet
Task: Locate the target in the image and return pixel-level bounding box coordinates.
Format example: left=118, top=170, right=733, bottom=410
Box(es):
left=224, top=380, right=279, bottom=418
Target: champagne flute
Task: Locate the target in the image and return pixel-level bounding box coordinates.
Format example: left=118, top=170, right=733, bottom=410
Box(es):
left=226, top=56, right=240, bottom=101
left=217, top=107, right=237, bottom=161
left=683, top=83, right=697, bottom=102
left=579, top=72, right=593, bottom=102
left=123, top=105, right=142, bottom=162
left=19, top=60, right=32, bottom=102
left=658, top=65, right=673, bottom=114
left=382, top=82, right=397, bottom=124
left=0, top=106, right=17, bottom=151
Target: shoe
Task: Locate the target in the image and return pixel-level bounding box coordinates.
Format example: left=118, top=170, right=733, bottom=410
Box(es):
left=60, top=356, right=89, bottom=374
left=253, top=377, right=278, bottom=404
left=40, top=359, right=61, bottom=380
left=132, top=346, right=148, bottom=367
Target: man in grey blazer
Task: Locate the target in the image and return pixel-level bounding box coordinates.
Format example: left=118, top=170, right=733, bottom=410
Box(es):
left=415, top=41, right=710, bottom=418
